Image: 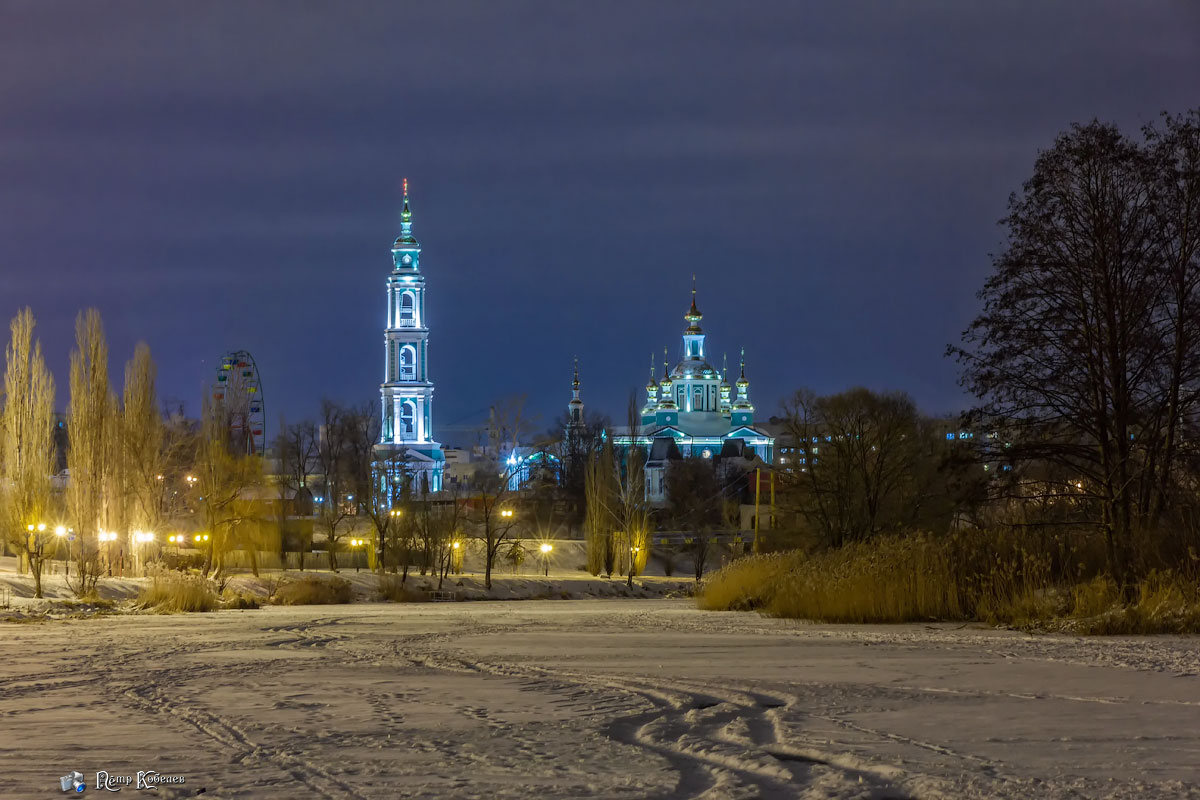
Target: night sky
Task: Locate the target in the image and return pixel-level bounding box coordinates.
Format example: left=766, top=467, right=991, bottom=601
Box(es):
left=3, top=3, right=1198, bottom=444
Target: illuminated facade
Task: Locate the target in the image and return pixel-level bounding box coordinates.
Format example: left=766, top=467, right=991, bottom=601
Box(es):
left=377, top=181, right=444, bottom=492
left=613, top=287, right=774, bottom=502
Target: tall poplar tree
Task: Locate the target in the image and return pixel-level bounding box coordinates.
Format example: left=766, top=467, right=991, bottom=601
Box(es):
left=0, top=309, right=56, bottom=598
left=66, top=309, right=113, bottom=596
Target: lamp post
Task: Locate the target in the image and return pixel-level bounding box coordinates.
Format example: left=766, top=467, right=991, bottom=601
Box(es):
left=539, top=542, right=553, bottom=577
left=54, top=526, right=68, bottom=577
left=132, top=531, right=155, bottom=576
left=350, top=538, right=364, bottom=572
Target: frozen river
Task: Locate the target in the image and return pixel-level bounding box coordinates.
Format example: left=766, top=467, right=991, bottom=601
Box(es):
left=2, top=599, right=1198, bottom=798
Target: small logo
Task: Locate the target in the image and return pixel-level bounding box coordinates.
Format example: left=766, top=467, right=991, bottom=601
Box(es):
left=59, top=771, right=86, bottom=793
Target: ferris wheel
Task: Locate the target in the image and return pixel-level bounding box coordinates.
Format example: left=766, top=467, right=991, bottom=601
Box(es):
left=211, top=350, right=266, bottom=455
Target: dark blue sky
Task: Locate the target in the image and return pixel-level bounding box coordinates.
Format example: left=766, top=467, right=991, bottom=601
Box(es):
left=3, top=2, right=1198, bottom=444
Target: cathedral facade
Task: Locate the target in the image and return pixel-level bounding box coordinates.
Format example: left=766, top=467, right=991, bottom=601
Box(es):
left=377, top=181, right=445, bottom=492
left=612, top=289, right=774, bottom=502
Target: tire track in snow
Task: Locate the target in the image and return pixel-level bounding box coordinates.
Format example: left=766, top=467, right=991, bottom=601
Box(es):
left=119, top=680, right=368, bottom=800
left=388, top=643, right=915, bottom=799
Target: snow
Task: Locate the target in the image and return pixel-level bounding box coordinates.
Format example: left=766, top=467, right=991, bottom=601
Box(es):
left=2, top=600, right=1199, bottom=798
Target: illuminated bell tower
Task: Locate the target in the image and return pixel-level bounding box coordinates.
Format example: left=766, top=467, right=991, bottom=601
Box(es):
left=732, top=348, right=755, bottom=427
left=567, top=358, right=585, bottom=428
left=378, top=180, right=444, bottom=491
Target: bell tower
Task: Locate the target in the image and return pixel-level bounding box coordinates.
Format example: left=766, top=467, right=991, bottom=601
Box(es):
left=378, top=180, right=444, bottom=491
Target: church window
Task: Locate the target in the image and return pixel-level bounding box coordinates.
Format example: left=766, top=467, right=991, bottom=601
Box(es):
left=400, top=293, right=415, bottom=326
left=400, top=345, right=416, bottom=380
left=400, top=401, right=415, bottom=435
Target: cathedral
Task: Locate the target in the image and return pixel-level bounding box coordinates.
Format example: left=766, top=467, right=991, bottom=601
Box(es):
left=611, top=287, right=774, bottom=502
left=376, top=181, right=445, bottom=492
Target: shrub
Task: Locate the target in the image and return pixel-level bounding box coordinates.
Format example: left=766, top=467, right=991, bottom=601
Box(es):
left=652, top=547, right=678, bottom=577
left=222, top=592, right=261, bottom=610
left=137, top=575, right=219, bottom=613
left=273, top=575, right=354, bottom=605
left=376, top=575, right=426, bottom=603
left=158, top=551, right=206, bottom=572
left=1075, top=571, right=1200, bottom=634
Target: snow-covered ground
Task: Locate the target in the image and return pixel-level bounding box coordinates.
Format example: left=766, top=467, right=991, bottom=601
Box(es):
left=1, top=601, right=1198, bottom=799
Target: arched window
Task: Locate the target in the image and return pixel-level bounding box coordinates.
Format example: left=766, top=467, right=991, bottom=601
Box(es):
left=400, top=345, right=416, bottom=380
left=400, top=401, right=415, bottom=436
left=399, top=293, right=415, bottom=326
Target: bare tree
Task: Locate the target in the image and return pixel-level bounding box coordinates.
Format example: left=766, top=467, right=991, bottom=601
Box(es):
left=344, top=404, right=413, bottom=575
left=779, top=387, right=924, bottom=548
left=0, top=309, right=56, bottom=598
left=431, top=482, right=468, bottom=590
left=314, top=400, right=352, bottom=571
left=471, top=398, right=529, bottom=589
left=275, top=417, right=317, bottom=569
left=664, top=457, right=724, bottom=581
left=584, top=431, right=617, bottom=576
left=952, top=116, right=1200, bottom=586
left=614, top=394, right=651, bottom=587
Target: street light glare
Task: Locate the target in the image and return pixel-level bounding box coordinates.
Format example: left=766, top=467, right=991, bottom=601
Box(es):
left=55, top=526, right=66, bottom=537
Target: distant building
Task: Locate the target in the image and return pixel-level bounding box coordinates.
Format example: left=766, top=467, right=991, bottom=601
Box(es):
left=611, top=287, right=774, bottom=502
left=376, top=181, right=445, bottom=492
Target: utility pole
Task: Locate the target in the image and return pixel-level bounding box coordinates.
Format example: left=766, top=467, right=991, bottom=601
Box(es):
left=753, top=468, right=761, bottom=553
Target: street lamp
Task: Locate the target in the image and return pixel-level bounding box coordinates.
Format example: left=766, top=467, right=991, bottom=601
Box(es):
left=539, top=542, right=553, bottom=577
left=500, top=509, right=514, bottom=519
left=350, top=538, right=365, bottom=572
left=55, top=526, right=68, bottom=578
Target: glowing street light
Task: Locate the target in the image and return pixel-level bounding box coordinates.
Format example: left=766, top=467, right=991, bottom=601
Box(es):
left=500, top=509, right=514, bottom=519
left=350, top=538, right=366, bottom=572
left=539, top=542, right=553, bottom=577
left=54, top=526, right=67, bottom=537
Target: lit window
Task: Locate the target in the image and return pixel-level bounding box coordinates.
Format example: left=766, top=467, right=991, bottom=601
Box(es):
left=400, top=345, right=416, bottom=380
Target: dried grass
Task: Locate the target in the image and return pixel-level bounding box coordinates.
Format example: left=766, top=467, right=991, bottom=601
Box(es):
left=699, top=531, right=1200, bottom=634
left=137, top=575, right=219, bottom=613
left=376, top=575, right=428, bottom=603
left=272, top=575, right=354, bottom=605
